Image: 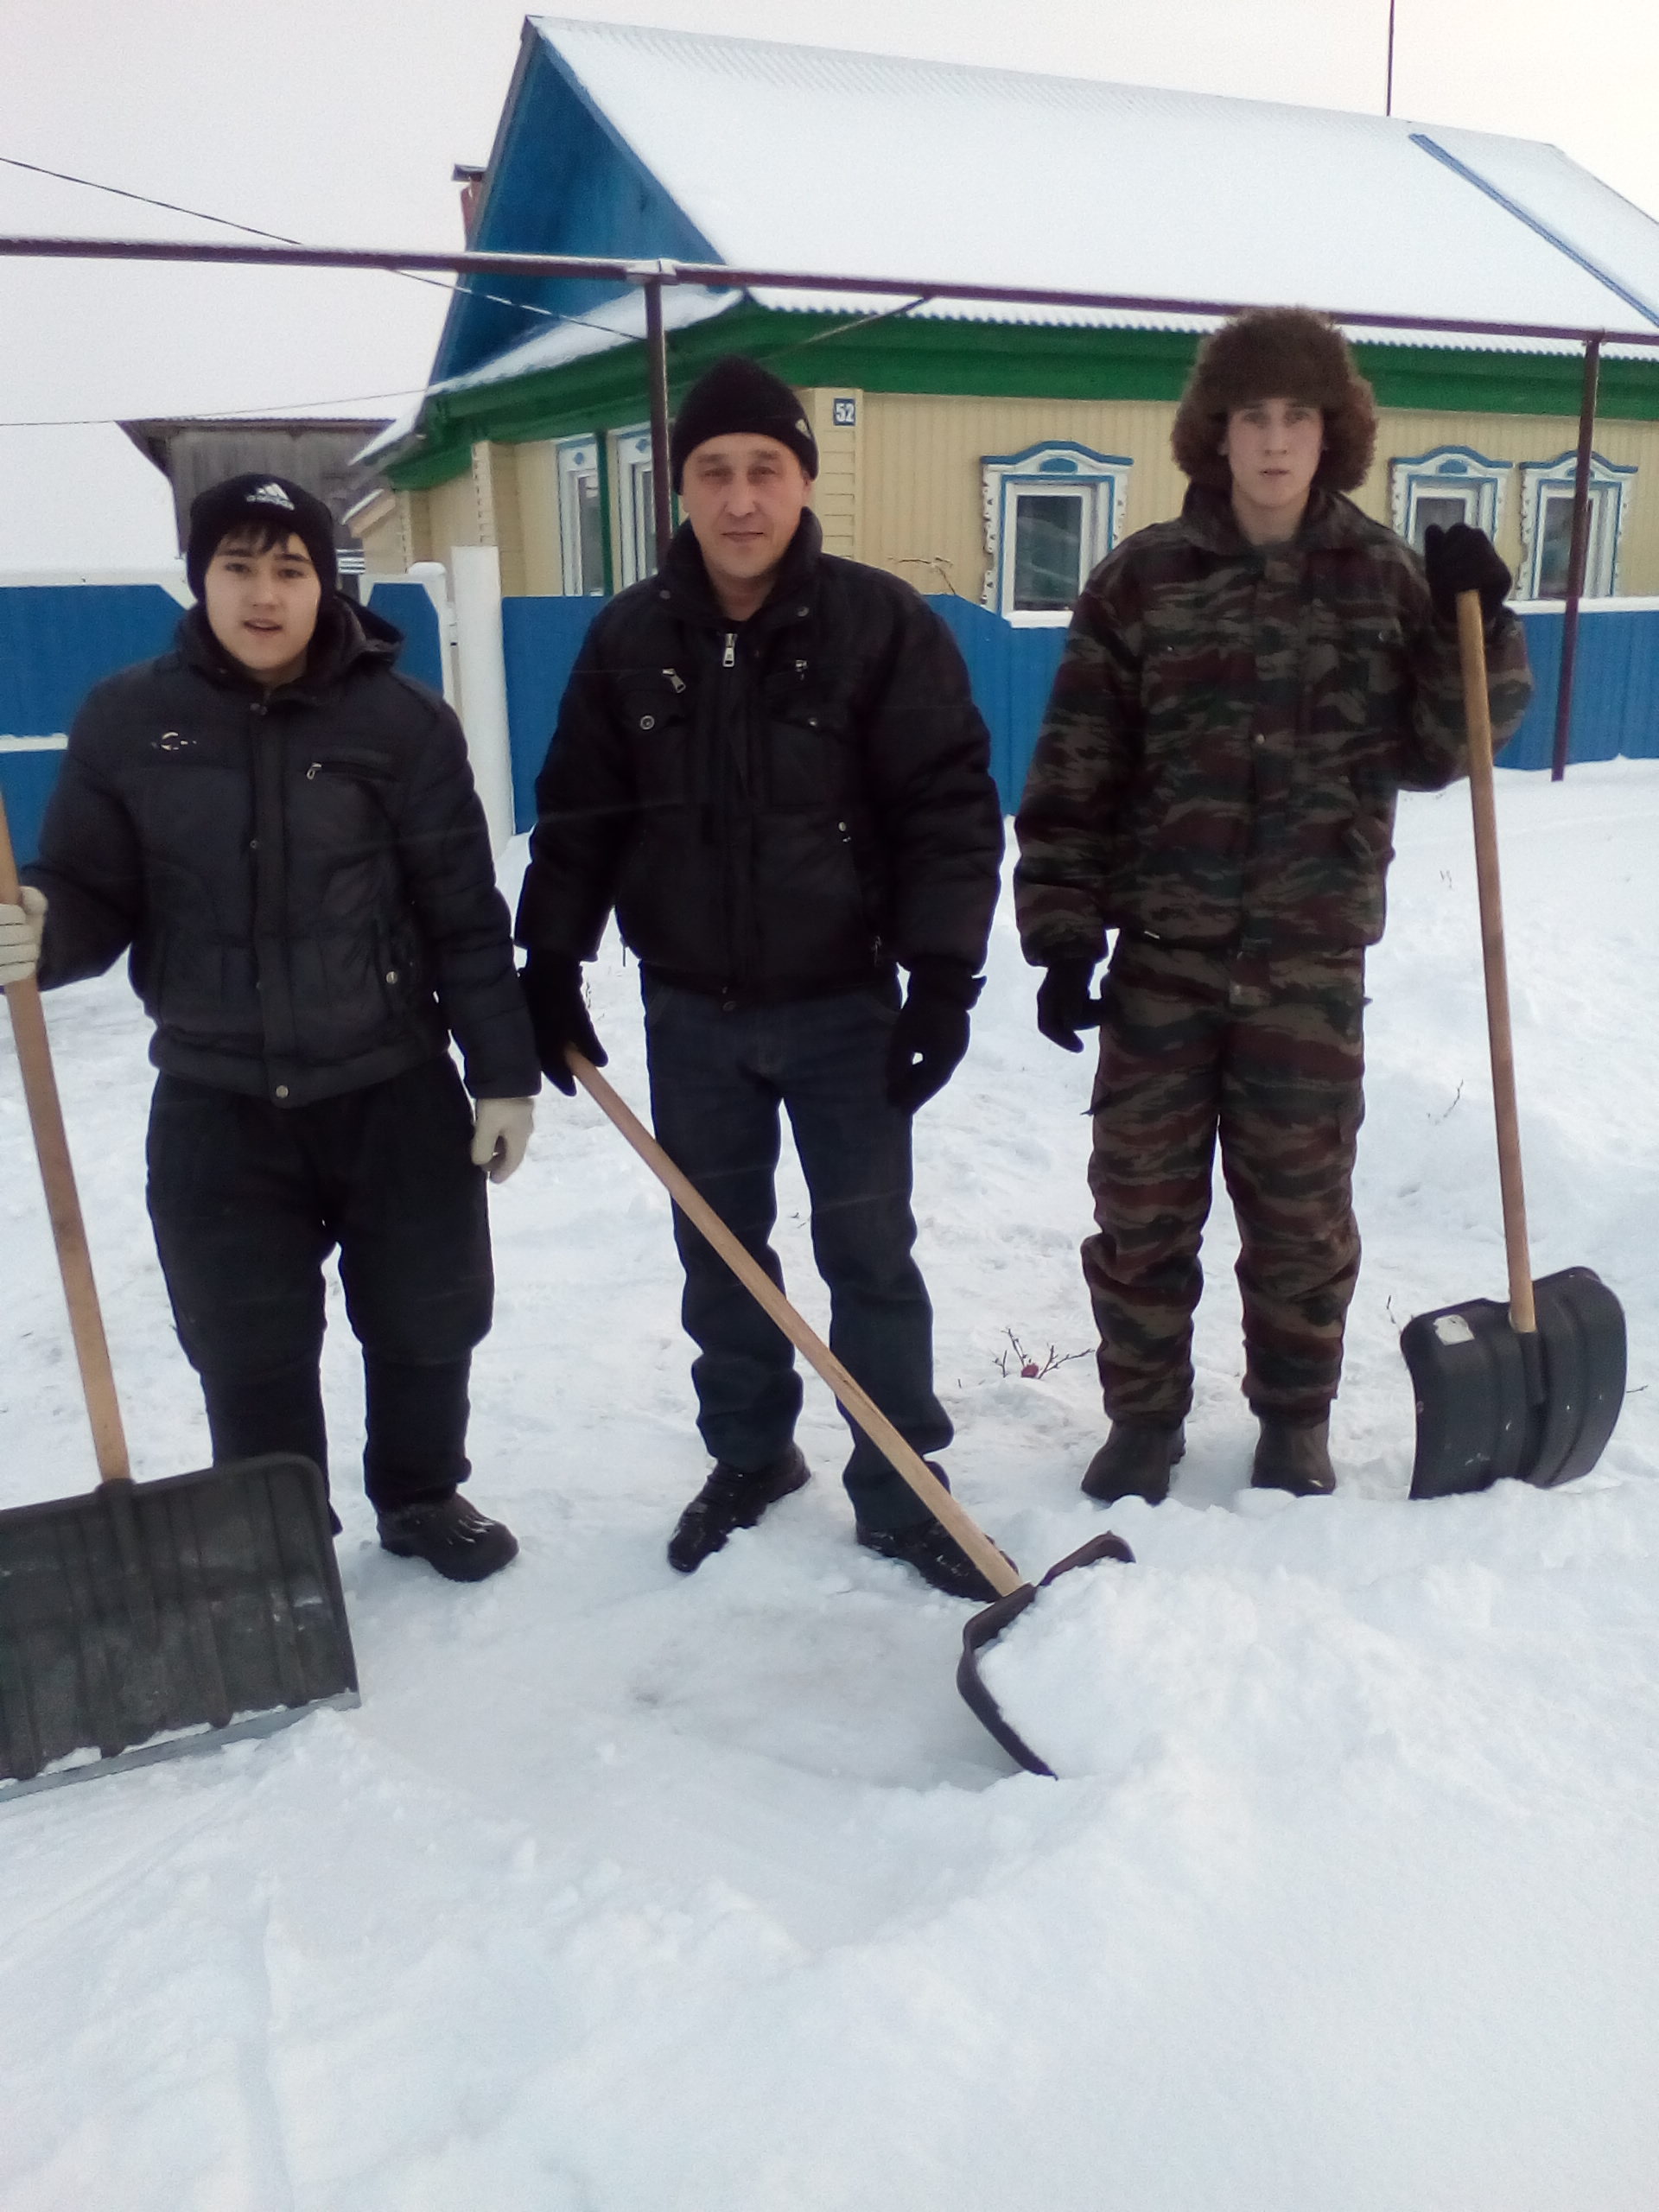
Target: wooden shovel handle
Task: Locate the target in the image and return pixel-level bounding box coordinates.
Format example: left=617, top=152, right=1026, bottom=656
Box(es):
left=569, top=1051, right=1024, bottom=1598
left=0, top=792, right=131, bottom=1481
left=1456, top=590, right=1537, bottom=1337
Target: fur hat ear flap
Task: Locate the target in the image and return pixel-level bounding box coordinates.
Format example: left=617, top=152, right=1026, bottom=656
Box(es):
left=1173, top=308, right=1377, bottom=493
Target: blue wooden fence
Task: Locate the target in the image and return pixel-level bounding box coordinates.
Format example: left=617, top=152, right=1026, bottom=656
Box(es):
left=5, top=586, right=1659, bottom=866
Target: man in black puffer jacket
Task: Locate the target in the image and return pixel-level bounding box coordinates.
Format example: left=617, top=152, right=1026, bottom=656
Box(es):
left=18, top=474, right=539, bottom=1581
left=517, top=357, right=1004, bottom=1599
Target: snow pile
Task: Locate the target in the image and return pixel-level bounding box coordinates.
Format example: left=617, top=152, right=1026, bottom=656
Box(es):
left=1, top=764, right=1656, bottom=2209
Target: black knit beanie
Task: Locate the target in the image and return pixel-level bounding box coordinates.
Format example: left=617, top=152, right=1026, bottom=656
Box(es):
left=670, top=356, right=819, bottom=489
left=185, top=473, right=339, bottom=600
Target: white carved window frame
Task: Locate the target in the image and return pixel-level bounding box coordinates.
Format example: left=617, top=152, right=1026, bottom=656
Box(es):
left=982, top=443, right=1132, bottom=626
left=1517, top=449, right=1637, bottom=600
left=556, top=436, right=603, bottom=596
left=608, top=424, right=663, bottom=590
left=1389, top=445, right=1510, bottom=551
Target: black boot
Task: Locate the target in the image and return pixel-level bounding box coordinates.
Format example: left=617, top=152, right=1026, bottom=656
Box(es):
left=377, top=1492, right=519, bottom=1581
left=667, top=1445, right=810, bottom=1573
left=1081, top=1420, right=1186, bottom=1504
left=855, top=1471, right=1005, bottom=1602
left=1250, top=1414, right=1336, bottom=1497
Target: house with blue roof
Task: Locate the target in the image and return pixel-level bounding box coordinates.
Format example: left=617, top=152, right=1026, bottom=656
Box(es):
left=352, top=17, right=1659, bottom=618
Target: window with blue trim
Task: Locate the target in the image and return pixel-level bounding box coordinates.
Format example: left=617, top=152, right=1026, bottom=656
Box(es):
left=982, top=444, right=1131, bottom=624
left=1389, top=446, right=1510, bottom=556
left=1518, top=450, right=1637, bottom=600
left=556, top=437, right=605, bottom=595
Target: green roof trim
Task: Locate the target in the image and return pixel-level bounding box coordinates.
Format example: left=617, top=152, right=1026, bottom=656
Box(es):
left=384, top=305, right=1659, bottom=491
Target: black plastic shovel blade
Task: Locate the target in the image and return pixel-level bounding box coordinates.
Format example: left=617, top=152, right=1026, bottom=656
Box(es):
left=957, top=1532, right=1135, bottom=1776
left=1402, top=1266, right=1626, bottom=1502
left=0, top=1452, right=358, bottom=1796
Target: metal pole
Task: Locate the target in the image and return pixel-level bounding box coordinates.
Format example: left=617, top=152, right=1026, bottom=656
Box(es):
left=1387, top=0, right=1397, bottom=115
left=643, top=277, right=674, bottom=569
left=1551, top=333, right=1603, bottom=780
left=2, top=232, right=1657, bottom=354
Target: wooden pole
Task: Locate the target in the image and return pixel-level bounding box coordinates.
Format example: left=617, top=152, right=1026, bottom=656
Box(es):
left=1552, top=333, right=1602, bottom=780
left=1457, top=595, right=1537, bottom=1336
left=1386, top=0, right=1397, bottom=115
left=0, top=793, right=132, bottom=1481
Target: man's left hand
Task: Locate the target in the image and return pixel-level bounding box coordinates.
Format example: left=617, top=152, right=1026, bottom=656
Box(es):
left=472, top=1096, right=535, bottom=1182
left=885, top=963, right=982, bottom=1114
left=1423, top=522, right=1511, bottom=623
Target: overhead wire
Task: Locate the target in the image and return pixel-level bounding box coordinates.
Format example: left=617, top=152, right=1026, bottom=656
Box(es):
left=0, top=152, right=643, bottom=426
left=0, top=155, right=935, bottom=433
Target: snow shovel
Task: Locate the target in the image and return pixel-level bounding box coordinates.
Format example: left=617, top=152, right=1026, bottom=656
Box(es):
left=569, top=1050, right=1132, bottom=1776
left=0, top=793, right=358, bottom=1798
left=1401, top=592, right=1625, bottom=1500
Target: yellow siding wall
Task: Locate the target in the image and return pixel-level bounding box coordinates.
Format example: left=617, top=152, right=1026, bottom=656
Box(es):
left=354, top=491, right=413, bottom=578
left=1355, top=409, right=1655, bottom=593
left=856, top=392, right=1659, bottom=600
left=798, top=388, right=862, bottom=559
left=427, top=467, right=490, bottom=569
left=514, top=441, right=564, bottom=594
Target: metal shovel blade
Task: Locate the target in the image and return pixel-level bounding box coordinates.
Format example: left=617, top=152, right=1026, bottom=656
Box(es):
left=0, top=1452, right=358, bottom=1797
left=957, top=1531, right=1135, bottom=1776
left=1402, top=1265, right=1626, bottom=1501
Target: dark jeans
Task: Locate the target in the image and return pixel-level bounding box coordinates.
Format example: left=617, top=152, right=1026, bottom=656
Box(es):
left=643, top=978, right=950, bottom=1534
left=145, top=1057, right=494, bottom=1509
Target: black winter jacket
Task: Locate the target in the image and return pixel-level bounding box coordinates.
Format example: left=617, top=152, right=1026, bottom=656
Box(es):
left=27, top=601, right=539, bottom=1108
left=515, top=516, right=1004, bottom=1000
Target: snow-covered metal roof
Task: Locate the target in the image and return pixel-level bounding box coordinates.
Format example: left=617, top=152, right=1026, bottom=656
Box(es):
left=529, top=18, right=1659, bottom=342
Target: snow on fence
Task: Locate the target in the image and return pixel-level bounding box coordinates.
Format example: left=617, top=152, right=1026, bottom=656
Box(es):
left=4, top=582, right=1658, bottom=864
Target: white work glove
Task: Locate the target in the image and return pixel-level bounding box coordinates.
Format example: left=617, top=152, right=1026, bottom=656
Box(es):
left=471, top=1095, right=534, bottom=1183
left=0, top=887, right=47, bottom=988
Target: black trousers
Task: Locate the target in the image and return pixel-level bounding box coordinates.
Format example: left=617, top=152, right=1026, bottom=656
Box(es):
left=145, top=1058, right=493, bottom=1509
left=644, top=979, right=950, bottom=1534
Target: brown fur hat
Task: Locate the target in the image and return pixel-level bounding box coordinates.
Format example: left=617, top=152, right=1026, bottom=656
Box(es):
left=1171, top=308, right=1377, bottom=493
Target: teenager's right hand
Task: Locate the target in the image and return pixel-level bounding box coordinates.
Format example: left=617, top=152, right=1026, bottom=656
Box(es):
left=1035, top=957, right=1103, bottom=1052
left=519, top=954, right=607, bottom=1096
left=0, top=887, right=47, bottom=988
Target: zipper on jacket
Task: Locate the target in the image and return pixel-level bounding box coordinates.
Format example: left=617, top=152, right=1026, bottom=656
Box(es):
left=721, top=632, right=736, bottom=670
left=664, top=668, right=686, bottom=693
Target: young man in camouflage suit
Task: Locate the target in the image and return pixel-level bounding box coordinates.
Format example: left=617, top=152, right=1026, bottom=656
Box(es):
left=1014, top=308, right=1532, bottom=1503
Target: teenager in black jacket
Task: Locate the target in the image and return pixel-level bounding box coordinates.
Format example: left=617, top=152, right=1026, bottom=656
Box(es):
left=518, top=359, right=1004, bottom=1598
left=16, top=474, right=538, bottom=1581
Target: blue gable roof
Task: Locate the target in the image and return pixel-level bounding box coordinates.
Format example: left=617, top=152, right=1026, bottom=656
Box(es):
left=431, top=22, right=720, bottom=385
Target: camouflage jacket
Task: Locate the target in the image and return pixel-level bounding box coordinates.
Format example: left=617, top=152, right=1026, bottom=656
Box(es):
left=1014, top=486, right=1533, bottom=962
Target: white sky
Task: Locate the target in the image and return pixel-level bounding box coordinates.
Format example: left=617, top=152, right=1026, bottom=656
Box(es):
left=3, top=0, right=1658, bottom=566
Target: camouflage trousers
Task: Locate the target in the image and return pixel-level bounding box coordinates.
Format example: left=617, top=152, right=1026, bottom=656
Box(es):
left=1083, top=937, right=1366, bottom=1425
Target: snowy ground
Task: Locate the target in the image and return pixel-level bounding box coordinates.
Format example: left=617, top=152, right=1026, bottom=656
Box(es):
left=2, top=763, right=1656, bottom=2210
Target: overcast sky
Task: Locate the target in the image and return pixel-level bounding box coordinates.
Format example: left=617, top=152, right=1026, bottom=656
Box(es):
left=3, top=0, right=1658, bottom=566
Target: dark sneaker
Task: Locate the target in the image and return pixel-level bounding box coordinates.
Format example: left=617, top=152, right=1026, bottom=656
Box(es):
left=1081, top=1420, right=1186, bottom=1504
left=377, top=1493, right=519, bottom=1582
left=667, top=1445, right=810, bottom=1573
left=1250, top=1416, right=1336, bottom=1497
left=855, top=1485, right=1004, bottom=1602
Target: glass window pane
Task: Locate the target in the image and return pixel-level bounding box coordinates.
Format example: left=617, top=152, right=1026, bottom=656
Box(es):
left=573, top=474, right=602, bottom=594
left=1537, top=492, right=1575, bottom=600
left=633, top=464, right=658, bottom=579
left=1013, top=493, right=1084, bottom=611
left=1410, top=492, right=1473, bottom=553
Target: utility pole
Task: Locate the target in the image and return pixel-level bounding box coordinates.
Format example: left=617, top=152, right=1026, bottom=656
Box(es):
left=1386, top=0, right=1397, bottom=116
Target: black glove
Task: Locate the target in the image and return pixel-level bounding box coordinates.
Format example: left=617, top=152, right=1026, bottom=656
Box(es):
left=1035, top=958, right=1104, bottom=1053
left=1423, top=522, right=1511, bottom=624
left=519, top=954, right=607, bottom=1096
left=885, top=961, right=982, bottom=1114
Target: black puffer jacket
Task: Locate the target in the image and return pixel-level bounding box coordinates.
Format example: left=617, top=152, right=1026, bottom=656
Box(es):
left=515, top=516, right=1003, bottom=999
left=27, top=601, right=538, bottom=1107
